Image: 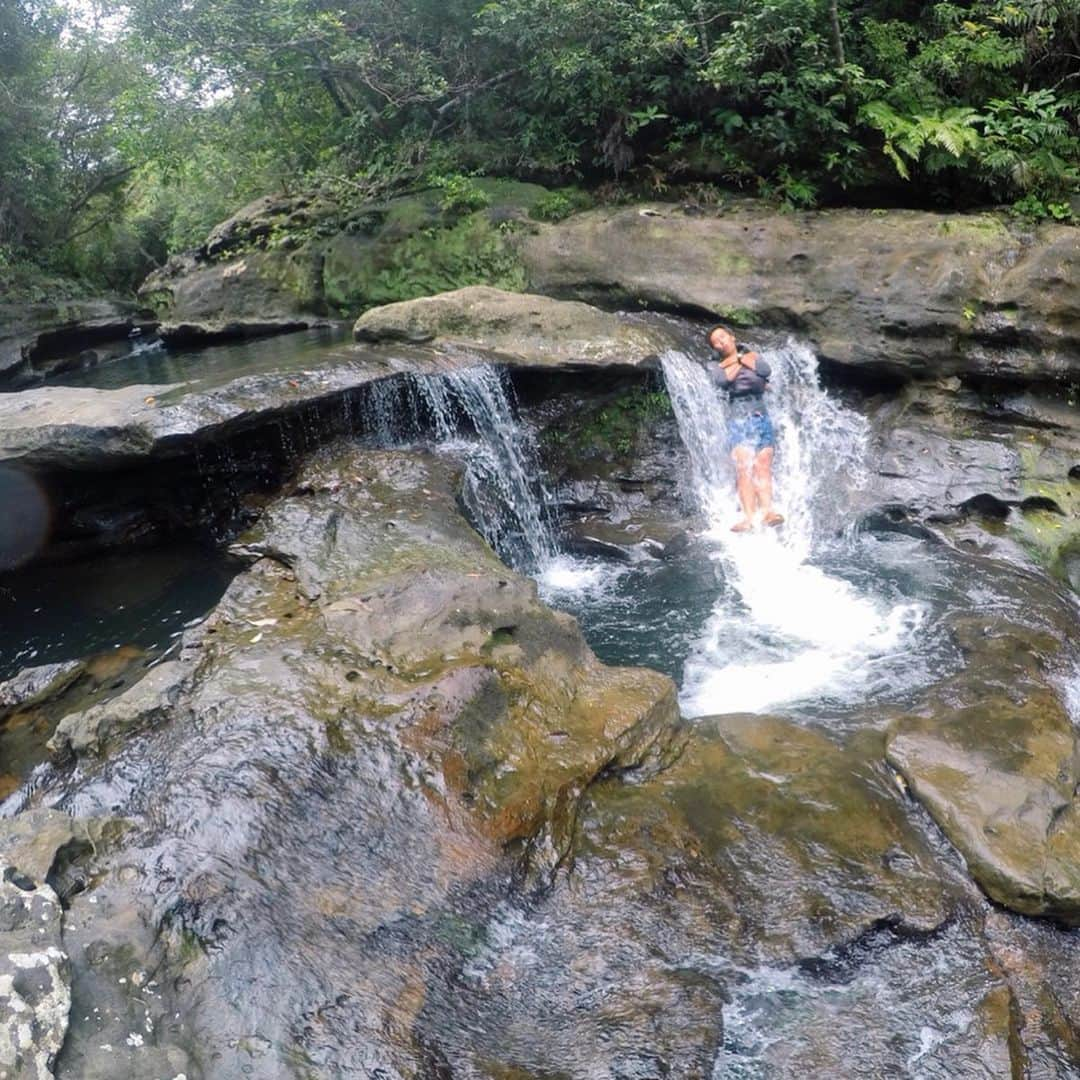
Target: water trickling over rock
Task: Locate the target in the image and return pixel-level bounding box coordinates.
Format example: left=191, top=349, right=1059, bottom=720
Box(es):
left=361, top=362, right=559, bottom=572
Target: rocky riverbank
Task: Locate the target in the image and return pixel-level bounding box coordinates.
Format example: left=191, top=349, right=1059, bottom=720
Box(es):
left=1, top=197, right=1079, bottom=1077
left=4, top=429, right=1080, bottom=1076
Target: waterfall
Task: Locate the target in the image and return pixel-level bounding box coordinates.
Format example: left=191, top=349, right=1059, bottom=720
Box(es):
left=661, top=343, right=924, bottom=716
left=365, top=365, right=558, bottom=572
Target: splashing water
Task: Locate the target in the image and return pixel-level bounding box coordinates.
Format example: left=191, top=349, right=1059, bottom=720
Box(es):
left=661, top=343, right=925, bottom=716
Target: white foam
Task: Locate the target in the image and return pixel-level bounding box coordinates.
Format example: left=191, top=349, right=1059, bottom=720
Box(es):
left=661, top=343, right=924, bottom=716
left=1062, top=665, right=1080, bottom=726
left=536, top=555, right=624, bottom=598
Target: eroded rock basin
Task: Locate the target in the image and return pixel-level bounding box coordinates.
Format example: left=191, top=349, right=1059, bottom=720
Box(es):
left=1, top=317, right=1079, bottom=1078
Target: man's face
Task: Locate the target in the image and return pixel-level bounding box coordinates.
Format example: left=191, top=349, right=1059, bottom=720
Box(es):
left=710, top=329, right=734, bottom=353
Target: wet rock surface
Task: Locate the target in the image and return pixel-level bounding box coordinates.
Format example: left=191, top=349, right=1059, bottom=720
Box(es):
left=580, top=716, right=958, bottom=964
left=1, top=302, right=1079, bottom=1074
left=9, top=444, right=707, bottom=1078
left=0, top=810, right=92, bottom=1080
left=863, top=380, right=1080, bottom=588
left=533, top=382, right=695, bottom=560
left=0, top=651, right=149, bottom=787
left=888, top=604, right=1080, bottom=923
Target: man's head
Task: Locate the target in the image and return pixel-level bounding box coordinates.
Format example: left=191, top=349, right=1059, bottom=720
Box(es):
left=707, top=324, right=736, bottom=355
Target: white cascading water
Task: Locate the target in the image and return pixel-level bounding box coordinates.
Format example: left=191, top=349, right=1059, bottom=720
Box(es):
left=661, top=343, right=924, bottom=716
left=408, top=365, right=559, bottom=572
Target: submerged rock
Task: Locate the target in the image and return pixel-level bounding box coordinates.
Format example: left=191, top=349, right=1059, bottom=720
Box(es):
left=580, top=715, right=957, bottom=965
left=0, top=662, right=85, bottom=712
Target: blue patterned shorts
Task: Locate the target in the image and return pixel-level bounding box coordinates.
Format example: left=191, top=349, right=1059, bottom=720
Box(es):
left=727, top=405, right=775, bottom=452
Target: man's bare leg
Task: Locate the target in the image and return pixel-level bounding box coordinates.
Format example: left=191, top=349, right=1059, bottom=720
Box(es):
left=753, top=447, right=784, bottom=526
left=731, top=446, right=757, bottom=531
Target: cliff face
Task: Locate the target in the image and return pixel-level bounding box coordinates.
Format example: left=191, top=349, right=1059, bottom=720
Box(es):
left=137, top=191, right=1078, bottom=386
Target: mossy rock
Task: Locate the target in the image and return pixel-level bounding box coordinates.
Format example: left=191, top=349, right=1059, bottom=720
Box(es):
left=1012, top=441, right=1080, bottom=592
left=322, top=211, right=526, bottom=315
left=577, top=713, right=954, bottom=965
left=318, top=183, right=545, bottom=315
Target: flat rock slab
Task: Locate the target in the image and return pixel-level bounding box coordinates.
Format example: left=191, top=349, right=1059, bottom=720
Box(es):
left=0, top=298, right=679, bottom=472
left=0, top=348, right=411, bottom=470
left=353, top=285, right=676, bottom=367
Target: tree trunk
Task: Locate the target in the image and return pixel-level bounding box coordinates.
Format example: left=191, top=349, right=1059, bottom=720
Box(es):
left=828, top=0, right=845, bottom=68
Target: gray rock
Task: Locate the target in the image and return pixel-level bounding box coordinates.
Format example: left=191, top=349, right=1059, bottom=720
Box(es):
left=0, top=663, right=85, bottom=714
left=159, top=317, right=314, bottom=344
left=520, top=203, right=1080, bottom=383
left=864, top=382, right=1080, bottom=583
left=21, top=443, right=691, bottom=1077
left=47, top=660, right=189, bottom=761
left=0, top=876, right=70, bottom=1080
left=0, top=810, right=113, bottom=1080
left=353, top=285, right=674, bottom=369
left=887, top=612, right=1080, bottom=922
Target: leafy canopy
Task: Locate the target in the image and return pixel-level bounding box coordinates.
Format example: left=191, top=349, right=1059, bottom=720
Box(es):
left=4, top=0, right=1077, bottom=294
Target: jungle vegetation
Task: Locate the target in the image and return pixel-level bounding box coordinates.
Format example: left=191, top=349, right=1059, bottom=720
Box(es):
left=2, top=0, right=1077, bottom=295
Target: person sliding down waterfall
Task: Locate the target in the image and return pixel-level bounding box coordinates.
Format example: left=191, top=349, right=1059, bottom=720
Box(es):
left=703, top=324, right=784, bottom=533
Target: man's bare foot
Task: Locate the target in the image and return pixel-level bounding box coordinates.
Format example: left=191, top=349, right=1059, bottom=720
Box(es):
left=731, top=519, right=754, bottom=533
left=763, top=512, right=785, bottom=527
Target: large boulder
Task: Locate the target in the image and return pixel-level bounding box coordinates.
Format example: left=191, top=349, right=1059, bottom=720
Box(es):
left=139, top=192, right=1079, bottom=383
left=519, top=202, right=1080, bottom=383
left=887, top=608, right=1080, bottom=922
left=138, top=182, right=548, bottom=330
left=353, top=285, right=674, bottom=368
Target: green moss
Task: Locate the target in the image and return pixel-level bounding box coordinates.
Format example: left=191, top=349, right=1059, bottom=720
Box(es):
left=530, top=187, right=595, bottom=222
left=938, top=214, right=1011, bottom=244
left=173, top=927, right=206, bottom=967
left=324, top=715, right=353, bottom=753
left=715, top=305, right=758, bottom=326
left=267, top=247, right=324, bottom=310
left=713, top=249, right=753, bottom=277
left=139, top=288, right=173, bottom=314
left=322, top=211, right=525, bottom=315
left=1012, top=445, right=1080, bottom=593
left=546, top=387, right=673, bottom=460
left=475, top=178, right=551, bottom=211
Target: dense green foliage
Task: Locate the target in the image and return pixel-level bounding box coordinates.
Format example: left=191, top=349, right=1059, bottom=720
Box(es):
left=2, top=0, right=1077, bottom=295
